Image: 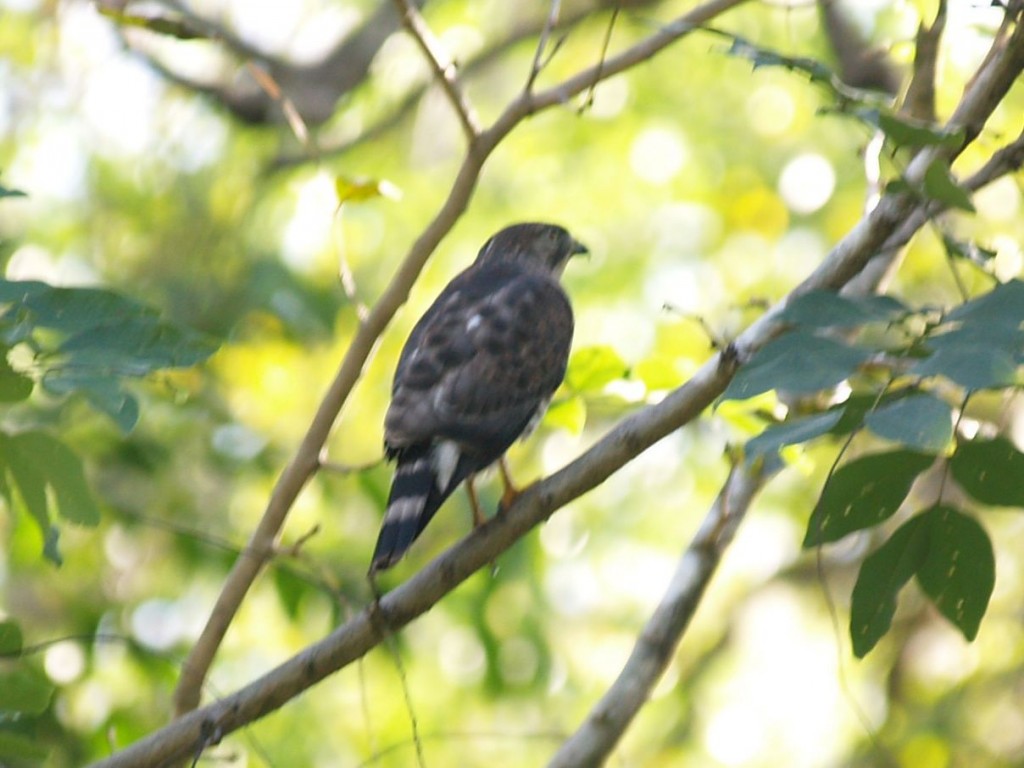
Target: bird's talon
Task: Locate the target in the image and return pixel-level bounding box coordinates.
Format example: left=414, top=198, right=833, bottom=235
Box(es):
left=501, top=489, right=524, bottom=514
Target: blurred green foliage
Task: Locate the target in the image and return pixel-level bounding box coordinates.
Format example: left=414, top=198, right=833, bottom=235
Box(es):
left=0, top=1, right=1023, bottom=766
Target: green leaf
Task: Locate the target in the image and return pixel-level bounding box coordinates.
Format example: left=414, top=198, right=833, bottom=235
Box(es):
left=864, top=393, right=953, bottom=453
left=745, top=409, right=843, bottom=459
left=0, top=184, right=27, bottom=199
left=0, top=729, right=49, bottom=763
left=4, top=284, right=145, bottom=333
left=0, top=354, right=32, bottom=402
left=0, top=280, right=215, bottom=429
left=0, top=280, right=49, bottom=303
left=915, top=505, right=994, bottom=641
left=57, top=317, right=218, bottom=372
left=884, top=178, right=916, bottom=197
left=804, top=450, right=935, bottom=546
left=724, top=36, right=835, bottom=86
left=830, top=392, right=894, bottom=436
left=9, top=431, right=100, bottom=526
left=0, top=620, right=22, bottom=655
left=0, top=432, right=56, bottom=562
left=273, top=567, right=309, bottom=620
left=0, top=281, right=219, bottom=374
left=850, top=514, right=929, bottom=657
left=912, top=343, right=1017, bottom=390
left=722, top=331, right=872, bottom=401
left=778, top=291, right=906, bottom=329
left=565, top=346, right=628, bottom=394
left=543, top=396, right=586, bottom=435
left=926, top=323, right=1024, bottom=356
left=941, top=233, right=997, bottom=265
left=923, top=159, right=976, bottom=212
left=0, top=667, right=53, bottom=715
left=857, top=109, right=965, bottom=149
left=0, top=430, right=100, bottom=562
left=41, top=372, right=140, bottom=433
left=945, top=279, right=1024, bottom=328
left=950, top=436, right=1024, bottom=507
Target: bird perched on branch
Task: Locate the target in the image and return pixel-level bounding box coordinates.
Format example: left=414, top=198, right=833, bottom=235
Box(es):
left=370, top=222, right=587, bottom=573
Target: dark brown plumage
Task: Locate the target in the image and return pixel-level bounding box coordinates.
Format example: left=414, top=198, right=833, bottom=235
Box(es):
left=370, top=222, right=586, bottom=572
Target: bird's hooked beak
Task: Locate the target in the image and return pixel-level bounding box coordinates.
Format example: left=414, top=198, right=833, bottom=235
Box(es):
left=553, top=237, right=588, bottom=280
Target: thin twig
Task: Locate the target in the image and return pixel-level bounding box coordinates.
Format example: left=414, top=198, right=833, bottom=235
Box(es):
left=527, top=0, right=563, bottom=92
left=391, top=0, right=480, bottom=140
left=274, top=524, right=321, bottom=558
left=579, top=4, right=621, bottom=114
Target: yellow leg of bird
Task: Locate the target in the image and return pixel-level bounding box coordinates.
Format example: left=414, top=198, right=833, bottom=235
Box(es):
left=498, top=457, right=521, bottom=512
left=465, top=475, right=486, bottom=528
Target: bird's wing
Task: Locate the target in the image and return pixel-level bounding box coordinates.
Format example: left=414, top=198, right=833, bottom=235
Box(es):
left=385, top=262, right=573, bottom=455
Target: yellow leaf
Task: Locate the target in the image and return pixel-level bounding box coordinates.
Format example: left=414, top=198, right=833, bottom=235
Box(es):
left=334, top=176, right=402, bottom=208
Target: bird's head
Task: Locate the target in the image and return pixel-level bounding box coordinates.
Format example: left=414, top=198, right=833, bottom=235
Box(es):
left=476, top=222, right=588, bottom=278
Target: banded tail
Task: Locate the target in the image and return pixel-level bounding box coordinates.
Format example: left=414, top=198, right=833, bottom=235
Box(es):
left=370, top=441, right=471, bottom=572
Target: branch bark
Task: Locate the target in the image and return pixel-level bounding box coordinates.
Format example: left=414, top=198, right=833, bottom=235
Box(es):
left=139, top=0, right=427, bottom=125
left=547, top=458, right=779, bottom=768
left=391, top=0, right=480, bottom=139
left=171, top=0, right=753, bottom=720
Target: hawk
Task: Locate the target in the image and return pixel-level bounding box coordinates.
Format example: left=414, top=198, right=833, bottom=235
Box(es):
left=370, top=222, right=587, bottom=572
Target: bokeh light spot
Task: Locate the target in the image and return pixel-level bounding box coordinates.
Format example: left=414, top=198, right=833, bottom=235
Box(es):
left=630, top=127, right=688, bottom=184
left=44, top=641, right=86, bottom=685
left=747, top=84, right=796, bottom=137
left=778, top=153, right=836, bottom=214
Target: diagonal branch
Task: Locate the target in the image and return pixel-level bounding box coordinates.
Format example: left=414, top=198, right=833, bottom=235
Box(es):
left=547, top=459, right=779, bottom=768
left=171, top=0, right=755, bottom=720
left=391, top=0, right=480, bottom=140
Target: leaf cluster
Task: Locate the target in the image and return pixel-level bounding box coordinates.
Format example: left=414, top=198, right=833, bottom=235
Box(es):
left=727, top=281, right=1024, bottom=655
left=0, top=278, right=218, bottom=763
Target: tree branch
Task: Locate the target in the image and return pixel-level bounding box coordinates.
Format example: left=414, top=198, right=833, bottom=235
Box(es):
left=902, top=0, right=946, bottom=121
left=547, top=459, right=778, bottom=768
left=170, top=0, right=754, bottom=721
left=391, top=0, right=480, bottom=140
left=133, top=0, right=427, bottom=125
left=527, top=0, right=563, bottom=92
